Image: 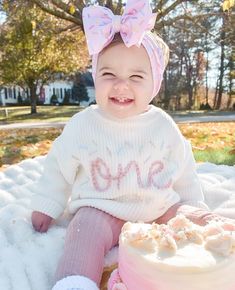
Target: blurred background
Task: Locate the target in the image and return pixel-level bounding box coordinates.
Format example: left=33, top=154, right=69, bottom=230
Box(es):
left=0, top=1, right=234, bottom=168
left=0, top=0, right=234, bottom=112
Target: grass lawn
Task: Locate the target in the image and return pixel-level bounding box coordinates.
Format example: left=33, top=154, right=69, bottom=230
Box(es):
left=0, top=105, right=83, bottom=123
left=180, top=122, right=235, bottom=165
left=0, top=106, right=234, bottom=169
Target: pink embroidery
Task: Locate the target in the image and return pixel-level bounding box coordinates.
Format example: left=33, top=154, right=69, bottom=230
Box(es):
left=117, top=161, right=144, bottom=188
left=90, top=158, right=172, bottom=192
left=147, top=161, right=163, bottom=186
left=91, top=158, right=112, bottom=192
left=112, top=163, right=125, bottom=189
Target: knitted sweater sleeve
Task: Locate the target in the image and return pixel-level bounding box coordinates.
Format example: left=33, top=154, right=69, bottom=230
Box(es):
left=173, top=138, right=208, bottom=210
left=30, top=116, right=80, bottom=219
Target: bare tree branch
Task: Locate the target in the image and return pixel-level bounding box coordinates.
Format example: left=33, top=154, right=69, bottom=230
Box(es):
left=154, top=0, right=190, bottom=21
left=105, top=0, right=113, bottom=10
left=98, top=0, right=105, bottom=6
left=115, top=0, right=123, bottom=14
left=28, top=0, right=224, bottom=42
left=74, top=0, right=86, bottom=11
left=31, top=0, right=82, bottom=26
left=155, top=13, right=219, bottom=34
left=54, top=23, right=81, bottom=33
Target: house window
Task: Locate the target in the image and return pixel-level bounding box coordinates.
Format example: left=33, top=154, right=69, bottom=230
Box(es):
left=22, top=90, right=25, bottom=98
left=4, top=88, right=8, bottom=99
left=53, top=88, right=55, bottom=95
left=8, top=88, right=12, bottom=98
left=13, top=88, right=16, bottom=99
left=60, top=88, right=63, bottom=99
left=56, top=88, right=60, bottom=99
left=67, top=89, right=71, bottom=97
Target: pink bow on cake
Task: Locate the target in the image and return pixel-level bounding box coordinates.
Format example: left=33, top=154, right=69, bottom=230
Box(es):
left=82, top=0, right=157, bottom=55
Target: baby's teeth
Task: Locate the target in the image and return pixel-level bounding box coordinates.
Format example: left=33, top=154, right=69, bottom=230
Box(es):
left=118, top=98, right=127, bottom=102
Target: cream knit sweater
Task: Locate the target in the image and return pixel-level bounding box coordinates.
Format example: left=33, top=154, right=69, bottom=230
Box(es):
left=31, top=105, right=206, bottom=222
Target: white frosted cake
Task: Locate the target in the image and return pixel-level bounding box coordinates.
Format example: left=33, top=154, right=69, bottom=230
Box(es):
left=108, top=215, right=235, bottom=290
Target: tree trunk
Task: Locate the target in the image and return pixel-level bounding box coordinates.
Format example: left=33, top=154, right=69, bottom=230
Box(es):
left=185, top=54, right=193, bottom=109
left=205, top=34, right=209, bottom=105
left=29, top=84, right=37, bottom=114
left=163, top=69, right=170, bottom=110
left=227, top=53, right=233, bottom=109
left=215, top=16, right=226, bottom=110
left=213, top=77, right=219, bottom=109
left=193, top=83, right=199, bottom=110
left=187, top=84, right=193, bottom=109
left=187, top=65, right=193, bottom=109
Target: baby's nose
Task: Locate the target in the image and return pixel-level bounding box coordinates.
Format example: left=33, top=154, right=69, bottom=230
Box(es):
left=113, top=79, right=129, bottom=91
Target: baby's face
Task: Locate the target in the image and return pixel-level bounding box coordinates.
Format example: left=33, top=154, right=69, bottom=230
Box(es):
left=95, top=43, right=153, bottom=119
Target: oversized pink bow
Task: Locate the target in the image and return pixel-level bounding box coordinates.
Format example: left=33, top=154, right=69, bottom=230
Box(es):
left=82, top=0, right=157, bottom=55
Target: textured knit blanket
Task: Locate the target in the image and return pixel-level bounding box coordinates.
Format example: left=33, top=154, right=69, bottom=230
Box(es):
left=0, top=156, right=234, bottom=290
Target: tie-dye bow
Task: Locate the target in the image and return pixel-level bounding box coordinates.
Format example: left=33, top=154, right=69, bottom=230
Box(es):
left=82, top=0, right=157, bottom=55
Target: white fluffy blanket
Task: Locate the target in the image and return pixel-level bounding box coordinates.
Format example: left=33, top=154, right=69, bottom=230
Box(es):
left=0, top=156, right=234, bottom=290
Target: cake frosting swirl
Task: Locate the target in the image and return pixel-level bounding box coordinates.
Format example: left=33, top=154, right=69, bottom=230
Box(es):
left=108, top=215, right=235, bottom=290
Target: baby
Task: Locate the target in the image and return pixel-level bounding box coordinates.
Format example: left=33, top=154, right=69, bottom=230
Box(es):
left=31, top=1, right=234, bottom=289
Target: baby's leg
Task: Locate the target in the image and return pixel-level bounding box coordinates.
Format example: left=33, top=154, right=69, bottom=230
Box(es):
left=54, top=207, right=125, bottom=288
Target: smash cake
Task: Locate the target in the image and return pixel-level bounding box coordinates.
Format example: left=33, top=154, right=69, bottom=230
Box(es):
left=108, top=215, right=235, bottom=290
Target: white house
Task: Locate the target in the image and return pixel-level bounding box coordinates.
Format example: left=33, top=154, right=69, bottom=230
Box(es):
left=40, top=80, right=73, bottom=104
left=0, top=73, right=95, bottom=106
left=0, top=85, right=23, bottom=106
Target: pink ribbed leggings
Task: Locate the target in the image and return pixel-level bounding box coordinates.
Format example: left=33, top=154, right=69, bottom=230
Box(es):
left=55, top=207, right=126, bottom=287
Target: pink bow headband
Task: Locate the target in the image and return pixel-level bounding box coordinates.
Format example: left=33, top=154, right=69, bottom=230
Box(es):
left=82, top=0, right=169, bottom=98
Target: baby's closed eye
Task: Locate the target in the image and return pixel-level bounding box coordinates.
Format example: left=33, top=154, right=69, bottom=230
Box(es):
left=130, top=75, right=144, bottom=81
left=102, top=72, right=115, bottom=77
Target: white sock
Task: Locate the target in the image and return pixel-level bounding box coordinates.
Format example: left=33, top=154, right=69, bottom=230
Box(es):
left=52, top=275, right=99, bottom=290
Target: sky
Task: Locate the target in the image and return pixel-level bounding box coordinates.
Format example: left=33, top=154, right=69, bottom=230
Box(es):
left=0, top=156, right=234, bottom=289
left=0, top=12, right=6, bottom=24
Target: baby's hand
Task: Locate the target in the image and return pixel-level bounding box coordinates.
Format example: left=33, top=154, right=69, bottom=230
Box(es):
left=203, top=214, right=235, bottom=230
left=176, top=205, right=210, bottom=226
left=31, top=211, right=53, bottom=233
left=177, top=205, right=235, bottom=229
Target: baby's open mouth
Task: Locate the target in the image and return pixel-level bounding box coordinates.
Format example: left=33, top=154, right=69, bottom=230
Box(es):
left=110, top=96, right=134, bottom=105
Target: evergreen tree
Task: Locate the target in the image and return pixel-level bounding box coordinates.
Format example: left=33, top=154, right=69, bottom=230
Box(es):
left=72, top=73, right=89, bottom=104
